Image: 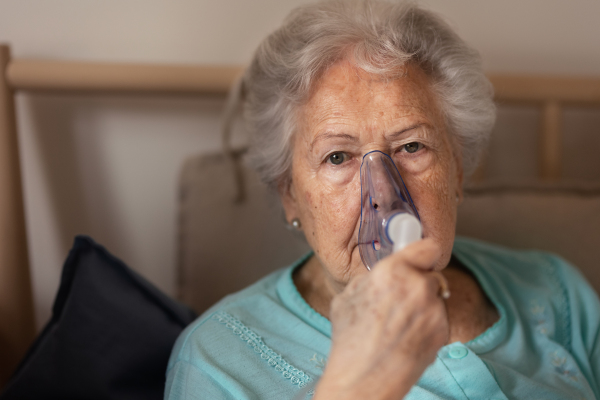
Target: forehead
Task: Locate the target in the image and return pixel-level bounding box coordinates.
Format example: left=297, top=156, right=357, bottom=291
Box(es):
left=298, top=61, right=443, bottom=136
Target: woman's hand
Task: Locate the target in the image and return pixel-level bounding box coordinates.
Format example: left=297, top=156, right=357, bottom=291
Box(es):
left=313, top=239, right=449, bottom=400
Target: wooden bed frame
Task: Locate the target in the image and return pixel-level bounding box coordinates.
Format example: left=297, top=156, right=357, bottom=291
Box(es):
left=1, top=42, right=600, bottom=385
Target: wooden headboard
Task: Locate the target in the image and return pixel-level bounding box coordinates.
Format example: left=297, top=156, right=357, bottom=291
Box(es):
left=1, top=42, right=599, bottom=385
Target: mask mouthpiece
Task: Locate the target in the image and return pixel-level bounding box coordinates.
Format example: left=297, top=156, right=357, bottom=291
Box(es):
left=358, top=151, right=422, bottom=270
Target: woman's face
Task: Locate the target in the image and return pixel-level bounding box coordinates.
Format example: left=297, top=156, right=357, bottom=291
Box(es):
left=282, top=61, right=463, bottom=293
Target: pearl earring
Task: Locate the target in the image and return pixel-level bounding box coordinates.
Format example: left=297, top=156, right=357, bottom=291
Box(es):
left=291, top=218, right=302, bottom=230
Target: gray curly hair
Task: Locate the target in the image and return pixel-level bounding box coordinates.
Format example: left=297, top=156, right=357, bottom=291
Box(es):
left=243, top=0, right=495, bottom=189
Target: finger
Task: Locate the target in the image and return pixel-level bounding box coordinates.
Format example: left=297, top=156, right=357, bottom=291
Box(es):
left=382, top=238, right=442, bottom=272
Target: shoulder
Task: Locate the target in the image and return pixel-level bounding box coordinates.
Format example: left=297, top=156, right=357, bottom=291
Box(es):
left=165, top=260, right=325, bottom=399
left=167, top=266, right=288, bottom=369
left=454, top=237, right=599, bottom=349
left=453, top=236, right=585, bottom=292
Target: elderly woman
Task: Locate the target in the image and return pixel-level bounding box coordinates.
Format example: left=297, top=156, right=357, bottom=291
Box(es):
left=165, top=1, right=600, bottom=399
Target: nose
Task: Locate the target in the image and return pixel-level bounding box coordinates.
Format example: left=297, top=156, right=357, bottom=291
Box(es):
left=358, top=150, right=420, bottom=270
left=368, top=170, right=405, bottom=214
left=361, top=150, right=411, bottom=212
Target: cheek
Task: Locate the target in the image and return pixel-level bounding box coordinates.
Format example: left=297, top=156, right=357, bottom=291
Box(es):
left=304, top=181, right=359, bottom=237
left=403, top=149, right=455, bottom=212
left=295, top=173, right=361, bottom=258
left=404, top=152, right=458, bottom=267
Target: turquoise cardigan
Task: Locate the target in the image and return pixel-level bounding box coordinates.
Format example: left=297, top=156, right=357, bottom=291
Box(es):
left=165, top=238, right=600, bottom=399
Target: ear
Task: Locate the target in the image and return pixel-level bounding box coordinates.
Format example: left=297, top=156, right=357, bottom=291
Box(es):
left=279, top=180, right=299, bottom=224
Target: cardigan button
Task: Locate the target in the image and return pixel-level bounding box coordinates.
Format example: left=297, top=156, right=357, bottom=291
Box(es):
left=448, top=347, right=468, bottom=359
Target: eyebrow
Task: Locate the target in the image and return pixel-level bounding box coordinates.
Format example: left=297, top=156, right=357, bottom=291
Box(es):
left=386, top=123, right=424, bottom=140
left=310, top=132, right=358, bottom=151
left=309, top=123, right=425, bottom=150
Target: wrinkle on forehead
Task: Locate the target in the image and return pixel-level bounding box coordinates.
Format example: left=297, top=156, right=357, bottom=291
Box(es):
left=297, top=61, right=444, bottom=144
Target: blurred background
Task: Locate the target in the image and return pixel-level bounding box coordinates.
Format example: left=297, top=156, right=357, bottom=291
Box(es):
left=0, top=0, right=599, bottom=330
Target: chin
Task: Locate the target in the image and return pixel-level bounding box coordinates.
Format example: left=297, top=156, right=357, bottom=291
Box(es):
left=421, top=227, right=456, bottom=272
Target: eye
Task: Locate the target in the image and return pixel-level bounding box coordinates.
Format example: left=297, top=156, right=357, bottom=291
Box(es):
left=328, top=152, right=349, bottom=165
left=403, top=142, right=423, bottom=154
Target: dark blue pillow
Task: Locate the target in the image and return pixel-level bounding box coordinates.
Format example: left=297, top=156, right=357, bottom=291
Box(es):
left=1, top=236, right=197, bottom=400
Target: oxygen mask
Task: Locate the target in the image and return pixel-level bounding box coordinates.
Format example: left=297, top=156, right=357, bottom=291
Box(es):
left=358, top=151, right=422, bottom=270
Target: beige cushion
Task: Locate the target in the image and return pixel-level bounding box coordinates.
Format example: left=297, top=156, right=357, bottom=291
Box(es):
left=177, top=152, right=310, bottom=314
left=457, top=183, right=600, bottom=293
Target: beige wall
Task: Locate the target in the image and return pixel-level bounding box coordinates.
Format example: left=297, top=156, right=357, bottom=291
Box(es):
left=1, top=0, right=599, bottom=329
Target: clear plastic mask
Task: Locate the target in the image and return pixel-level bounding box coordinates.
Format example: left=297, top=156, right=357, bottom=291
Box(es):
left=358, top=150, right=421, bottom=270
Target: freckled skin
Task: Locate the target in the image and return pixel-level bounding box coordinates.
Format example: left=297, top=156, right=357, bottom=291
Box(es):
left=282, top=61, right=497, bottom=342
left=283, top=62, right=459, bottom=293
